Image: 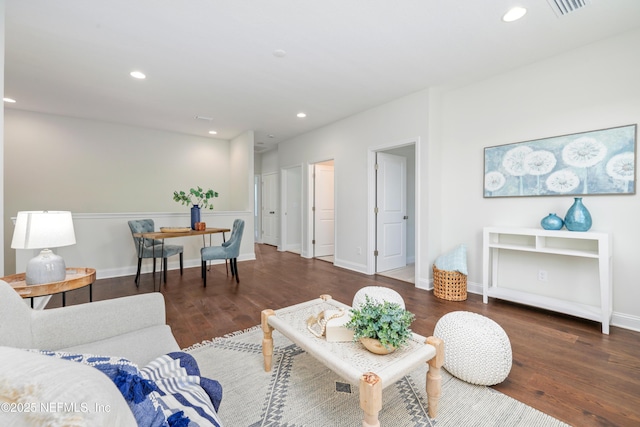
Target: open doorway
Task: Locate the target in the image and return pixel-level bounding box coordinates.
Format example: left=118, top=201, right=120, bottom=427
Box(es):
left=311, top=160, right=335, bottom=263
left=372, top=144, right=416, bottom=283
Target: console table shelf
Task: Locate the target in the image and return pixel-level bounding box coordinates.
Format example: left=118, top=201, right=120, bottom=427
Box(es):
left=482, top=227, right=612, bottom=334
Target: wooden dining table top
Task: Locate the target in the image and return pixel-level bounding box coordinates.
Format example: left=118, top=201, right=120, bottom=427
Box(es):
left=133, top=227, right=230, bottom=239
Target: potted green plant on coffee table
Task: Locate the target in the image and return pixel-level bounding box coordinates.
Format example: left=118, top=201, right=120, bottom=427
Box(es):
left=173, top=186, right=219, bottom=229
left=345, top=295, right=415, bottom=354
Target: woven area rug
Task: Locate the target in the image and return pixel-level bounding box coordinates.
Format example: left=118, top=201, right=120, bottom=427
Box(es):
left=185, top=326, right=568, bottom=427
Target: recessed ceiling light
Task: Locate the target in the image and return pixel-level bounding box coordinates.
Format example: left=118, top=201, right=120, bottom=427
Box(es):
left=208, top=130, right=218, bottom=135
left=297, top=112, right=307, bottom=118
left=130, top=70, right=146, bottom=79
left=3, top=97, right=16, bottom=103
left=503, top=6, right=527, bottom=22
left=273, top=49, right=287, bottom=58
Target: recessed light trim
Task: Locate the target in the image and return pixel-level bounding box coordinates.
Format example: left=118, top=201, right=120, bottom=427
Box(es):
left=130, top=70, right=146, bottom=79
left=3, top=97, right=16, bottom=103
left=208, top=130, right=218, bottom=135
left=503, top=7, right=527, bottom=22
left=296, top=112, right=307, bottom=118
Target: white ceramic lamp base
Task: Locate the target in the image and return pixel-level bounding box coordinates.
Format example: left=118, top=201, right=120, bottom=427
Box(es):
left=25, top=249, right=67, bottom=285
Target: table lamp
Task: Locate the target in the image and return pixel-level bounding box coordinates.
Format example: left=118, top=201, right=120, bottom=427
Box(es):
left=11, top=211, right=76, bottom=285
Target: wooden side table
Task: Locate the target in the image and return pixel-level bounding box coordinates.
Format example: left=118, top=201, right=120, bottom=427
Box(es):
left=3, top=267, right=96, bottom=308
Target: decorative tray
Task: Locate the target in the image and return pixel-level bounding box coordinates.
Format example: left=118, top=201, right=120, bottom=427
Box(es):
left=160, top=227, right=191, bottom=233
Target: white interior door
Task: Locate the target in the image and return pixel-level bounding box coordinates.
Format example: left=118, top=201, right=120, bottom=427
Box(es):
left=314, top=162, right=334, bottom=257
left=376, top=152, right=407, bottom=272
left=262, top=172, right=279, bottom=246
left=284, top=166, right=302, bottom=253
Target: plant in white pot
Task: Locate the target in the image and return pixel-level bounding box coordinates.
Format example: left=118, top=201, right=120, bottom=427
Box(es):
left=345, top=295, right=415, bottom=354
left=173, top=187, right=219, bottom=229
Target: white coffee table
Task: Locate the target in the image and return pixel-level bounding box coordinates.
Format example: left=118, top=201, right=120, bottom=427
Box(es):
left=261, top=295, right=444, bottom=427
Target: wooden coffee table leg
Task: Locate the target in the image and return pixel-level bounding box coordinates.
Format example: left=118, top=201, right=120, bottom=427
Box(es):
left=426, top=336, right=444, bottom=418
left=360, top=372, right=382, bottom=427
left=261, top=309, right=275, bottom=371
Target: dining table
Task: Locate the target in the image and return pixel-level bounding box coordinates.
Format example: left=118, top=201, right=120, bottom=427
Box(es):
left=133, top=227, right=231, bottom=287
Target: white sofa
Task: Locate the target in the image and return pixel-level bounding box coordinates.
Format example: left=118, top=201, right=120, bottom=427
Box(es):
left=0, top=279, right=180, bottom=366
left=0, top=280, right=222, bottom=426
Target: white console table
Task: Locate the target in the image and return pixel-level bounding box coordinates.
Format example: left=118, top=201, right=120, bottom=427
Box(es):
left=482, top=227, right=612, bottom=334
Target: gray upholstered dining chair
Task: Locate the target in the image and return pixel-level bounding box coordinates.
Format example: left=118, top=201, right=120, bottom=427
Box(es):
left=128, top=219, right=183, bottom=285
left=201, top=219, right=244, bottom=287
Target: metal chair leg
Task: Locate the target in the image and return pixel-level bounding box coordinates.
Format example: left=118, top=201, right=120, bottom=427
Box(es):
left=163, top=257, right=168, bottom=283
left=234, top=258, right=239, bottom=283
left=135, top=258, right=142, bottom=286
left=202, top=260, right=207, bottom=287
left=180, top=253, right=184, bottom=275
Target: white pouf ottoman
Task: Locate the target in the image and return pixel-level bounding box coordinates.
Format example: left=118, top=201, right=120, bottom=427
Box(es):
left=434, top=311, right=512, bottom=386
left=352, top=286, right=405, bottom=309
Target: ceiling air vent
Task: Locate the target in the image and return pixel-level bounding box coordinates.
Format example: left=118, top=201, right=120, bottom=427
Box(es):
left=547, top=0, right=590, bottom=17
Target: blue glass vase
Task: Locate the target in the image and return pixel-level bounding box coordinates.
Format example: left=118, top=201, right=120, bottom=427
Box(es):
left=190, top=205, right=201, bottom=230
left=564, top=198, right=592, bottom=232
left=541, top=213, right=564, bottom=230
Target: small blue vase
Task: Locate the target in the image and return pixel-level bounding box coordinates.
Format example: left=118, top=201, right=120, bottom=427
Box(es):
left=190, top=205, right=201, bottom=230
left=564, top=197, right=592, bottom=232
left=541, top=213, right=564, bottom=230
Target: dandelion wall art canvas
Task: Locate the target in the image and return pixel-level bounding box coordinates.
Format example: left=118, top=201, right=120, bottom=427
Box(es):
left=484, top=124, right=637, bottom=197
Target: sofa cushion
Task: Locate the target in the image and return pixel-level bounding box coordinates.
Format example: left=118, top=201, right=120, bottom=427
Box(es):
left=0, top=346, right=137, bottom=426
left=35, top=350, right=166, bottom=427
left=142, top=352, right=223, bottom=427
left=60, top=325, right=181, bottom=366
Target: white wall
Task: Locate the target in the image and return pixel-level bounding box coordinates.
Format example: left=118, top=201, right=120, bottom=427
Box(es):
left=277, top=89, right=440, bottom=281
left=14, top=211, right=254, bottom=279
left=0, top=0, right=5, bottom=276
left=273, top=29, right=640, bottom=330
left=261, top=149, right=279, bottom=174
left=439, top=28, right=640, bottom=330
left=230, top=131, right=255, bottom=211
left=5, top=110, right=255, bottom=276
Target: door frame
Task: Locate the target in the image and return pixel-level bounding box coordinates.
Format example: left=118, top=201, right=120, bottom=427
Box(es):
left=306, top=159, right=336, bottom=260
left=254, top=174, right=261, bottom=243
left=367, top=137, right=420, bottom=281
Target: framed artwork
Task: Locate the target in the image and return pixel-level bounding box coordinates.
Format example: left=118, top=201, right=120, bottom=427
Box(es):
left=484, top=124, right=637, bottom=198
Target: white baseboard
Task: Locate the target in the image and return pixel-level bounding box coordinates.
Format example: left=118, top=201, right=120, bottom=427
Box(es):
left=416, top=277, right=431, bottom=290
left=95, top=253, right=256, bottom=280
left=333, top=258, right=367, bottom=274
left=611, top=312, right=640, bottom=333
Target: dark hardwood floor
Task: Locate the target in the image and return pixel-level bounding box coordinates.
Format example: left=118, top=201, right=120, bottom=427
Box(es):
left=50, top=244, right=640, bottom=427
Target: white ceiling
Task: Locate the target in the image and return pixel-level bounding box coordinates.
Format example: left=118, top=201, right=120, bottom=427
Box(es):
left=5, top=1, right=640, bottom=152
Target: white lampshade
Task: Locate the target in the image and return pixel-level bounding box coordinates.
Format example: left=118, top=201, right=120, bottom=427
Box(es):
left=11, top=211, right=76, bottom=285
left=11, top=211, right=76, bottom=249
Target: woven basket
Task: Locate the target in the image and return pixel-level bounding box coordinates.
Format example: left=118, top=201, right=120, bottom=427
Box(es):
left=432, top=265, right=467, bottom=301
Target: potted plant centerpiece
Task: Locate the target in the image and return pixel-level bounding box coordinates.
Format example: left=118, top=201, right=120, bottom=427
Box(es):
left=173, top=187, right=219, bottom=230
left=345, top=295, right=415, bottom=354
